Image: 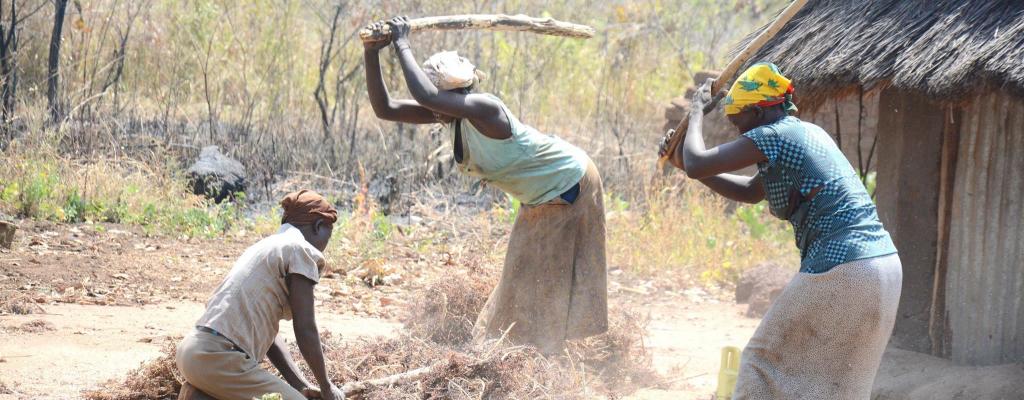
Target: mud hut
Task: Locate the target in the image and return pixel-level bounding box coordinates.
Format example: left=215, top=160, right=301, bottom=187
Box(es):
left=739, top=0, right=1024, bottom=366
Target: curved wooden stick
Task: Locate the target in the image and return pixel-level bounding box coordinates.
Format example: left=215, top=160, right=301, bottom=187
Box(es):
left=342, top=365, right=434, bottom=395
left=658, top=0, right=809, bottom=168
left=359, top=14, right=595, bottom=42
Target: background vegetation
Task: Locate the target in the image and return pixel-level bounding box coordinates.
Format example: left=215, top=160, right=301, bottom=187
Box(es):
left=0, top=0, right=796, bottom=285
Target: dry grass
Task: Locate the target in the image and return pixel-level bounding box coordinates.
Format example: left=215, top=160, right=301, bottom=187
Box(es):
left=87, top=271, right=657, bottom=399
left=566, top=308, right=661, bottom=394
left=0, top=294, right=45, bottom=315
left=6, top=319, right=56, bottom=334
left=322, top=333, right=581, bottom=399
left=607, top=182, right=797, bottom=286
left=317, top=312, right=656, bottom=399
left=326, top=269, right=658, bottom=398
left=82, top=342, right=184, bottom=400
left=402, top=267, right=498, bottom=345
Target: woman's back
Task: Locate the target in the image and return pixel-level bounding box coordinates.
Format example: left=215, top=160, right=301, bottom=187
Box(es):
left=452, top=94, right=588, bottom=205
left=196, top=225, right=323, bottom=359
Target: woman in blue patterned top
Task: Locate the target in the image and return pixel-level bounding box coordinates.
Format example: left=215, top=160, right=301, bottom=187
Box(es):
left=659, top=63, right=902, bottom=399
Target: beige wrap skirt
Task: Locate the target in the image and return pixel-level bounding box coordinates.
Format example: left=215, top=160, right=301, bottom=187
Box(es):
left=474, top=160, right=608, bottom=354
left=733, top=253, right=903, bottom=400
left=176, top=330, right=305, bottom=400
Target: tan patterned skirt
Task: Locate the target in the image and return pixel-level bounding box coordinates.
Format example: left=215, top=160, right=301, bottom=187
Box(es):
left=473, top=160, right=608, bottom=354
left=733, top=253, right=902, bottom=399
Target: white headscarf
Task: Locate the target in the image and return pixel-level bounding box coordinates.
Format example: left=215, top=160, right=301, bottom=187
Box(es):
left=422, top=51, right=482, bottom=91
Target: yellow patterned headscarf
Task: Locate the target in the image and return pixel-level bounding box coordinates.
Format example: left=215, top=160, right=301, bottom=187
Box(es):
left=723, top=62, right=797, bottom=115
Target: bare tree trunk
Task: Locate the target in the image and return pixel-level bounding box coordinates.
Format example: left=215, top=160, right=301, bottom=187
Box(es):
left=200, top=35, right=216, bottom=142
left=0, top=0, right=17, bottom=127
left=102, top=0, right=148, bottom=117
left=314, top=1, right=344, bottom=139
left=0, top=1, right=12, bottom=148
left=46, top=0, right=68, bottom=123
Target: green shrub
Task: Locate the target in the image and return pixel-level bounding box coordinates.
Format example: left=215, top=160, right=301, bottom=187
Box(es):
left=371, top=211, right=394, bottom=240
left=63, top=190, right=88, bottom=223
left=18, top=168, right=59, bottom=219
left=0, top=150, right=250, bottom=238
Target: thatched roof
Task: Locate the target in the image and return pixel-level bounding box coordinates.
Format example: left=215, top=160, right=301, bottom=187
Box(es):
left=744, top=0, right=1024, bottom=102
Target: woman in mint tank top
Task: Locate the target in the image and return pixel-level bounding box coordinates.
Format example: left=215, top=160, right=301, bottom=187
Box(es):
left=659, top=63, right=902, bottom=399
left=362, top=17, right=607, bottom=354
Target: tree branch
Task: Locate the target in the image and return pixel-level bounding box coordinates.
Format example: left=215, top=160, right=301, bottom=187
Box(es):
left=359, top=14, right=594, bottom=42
left=314, top=1, right=344, bottom=138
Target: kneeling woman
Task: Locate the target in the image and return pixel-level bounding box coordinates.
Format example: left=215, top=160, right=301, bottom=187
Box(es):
left=176, top=190, right=344, bottom=400
left=363, top=17, right=607, bottom=354
left=662, top=63, right=901, bottom=399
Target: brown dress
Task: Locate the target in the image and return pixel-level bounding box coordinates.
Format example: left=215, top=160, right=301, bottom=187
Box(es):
left=474, top=160, right=608, bottom=354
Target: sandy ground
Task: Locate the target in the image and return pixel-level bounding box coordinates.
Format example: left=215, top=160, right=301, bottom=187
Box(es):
left=0, top=221, right=764, bottom=399
left=873, top=347, right=1024, bottom=400
left=7, top=298, right=1024, bottom=400
left=4, top=221, right=1022, bottom=399
left=0, top=302, right=401, bottom=399
left=0, top=297, right=758, bottom=399
left=634, top=300, right=759, bottom=399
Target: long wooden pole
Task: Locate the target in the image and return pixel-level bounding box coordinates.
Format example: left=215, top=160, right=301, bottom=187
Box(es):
left=359, top=14, right=595, bottom=42
left=658, top=0, right=808, bottom=168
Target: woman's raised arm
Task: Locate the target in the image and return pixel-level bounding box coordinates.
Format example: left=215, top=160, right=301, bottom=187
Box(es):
left=386, top=17, right=511, bottom=139
left=364, top=21, right=437, bottom=125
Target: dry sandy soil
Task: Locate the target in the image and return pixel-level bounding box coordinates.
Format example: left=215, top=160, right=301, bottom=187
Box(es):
left=0, top=293, right=756, bottom=399
left=4, top=220, right=1022, bottom=399
left=0, top=221, right=761, bottom=399
left=0, top=302, right=402, bottom=399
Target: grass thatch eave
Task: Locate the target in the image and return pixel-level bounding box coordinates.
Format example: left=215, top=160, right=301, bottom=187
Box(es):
left=738, top=0, right=1024, bottom=101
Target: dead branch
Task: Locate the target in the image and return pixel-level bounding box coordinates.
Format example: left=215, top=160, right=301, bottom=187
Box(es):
left=315, top=1, right=344, bottom=138
left=359, top=14, right=594, bottom=42
left=341, top=365, right=434, bottom=396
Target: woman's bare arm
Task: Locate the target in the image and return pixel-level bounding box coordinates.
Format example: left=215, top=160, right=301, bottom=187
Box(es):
left=698, top=173, right=766, bottom=204
left=387, top=17, right=511, bottom=139
left=266, top=335, right=316, bottom=395
left=288, top=275, right=344, bottom=400
left=364, top=47, right=437, bottom=124
left=681, top=110, right=766, bottom=180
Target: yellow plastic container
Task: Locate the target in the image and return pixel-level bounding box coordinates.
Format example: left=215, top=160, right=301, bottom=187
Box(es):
left=716, top=346, right=742, bottom=399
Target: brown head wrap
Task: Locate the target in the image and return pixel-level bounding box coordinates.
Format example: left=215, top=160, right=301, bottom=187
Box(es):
left=280, top=190, right=338, bottom=226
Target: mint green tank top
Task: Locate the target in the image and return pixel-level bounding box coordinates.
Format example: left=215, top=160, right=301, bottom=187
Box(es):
left=449, top=94, right=588, bottom=205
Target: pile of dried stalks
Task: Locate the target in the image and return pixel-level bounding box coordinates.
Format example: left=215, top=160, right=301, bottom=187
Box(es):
left=323, top=332, right=582, bottom=399
left=6, top=319, right=56, bottom=333
left=83, top=343, right=183, bottom=400
left=86, top=273, right=659, bottom=399
left=402, top=267, right=497, bottom=345
left=0, top=380, right=13, bottom=395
